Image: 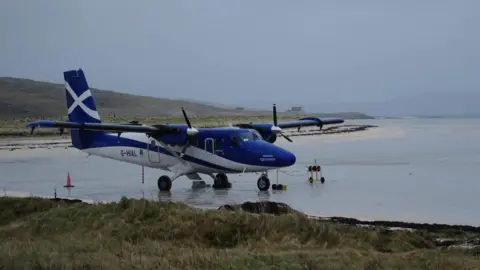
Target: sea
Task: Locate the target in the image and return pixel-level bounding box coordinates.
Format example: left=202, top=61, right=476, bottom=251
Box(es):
left=1, top=118, right=479, bottom=226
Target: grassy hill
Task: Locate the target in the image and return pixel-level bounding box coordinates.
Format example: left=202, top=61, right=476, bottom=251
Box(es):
left=0, top=76, right=373, bottom=120
left=0, top=196, right=478, bottom=269
left=0, top=77, right=264, bottom=119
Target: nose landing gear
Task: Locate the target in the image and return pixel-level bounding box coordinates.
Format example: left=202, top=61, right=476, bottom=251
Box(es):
left=257, top=173, right=270, bottom=191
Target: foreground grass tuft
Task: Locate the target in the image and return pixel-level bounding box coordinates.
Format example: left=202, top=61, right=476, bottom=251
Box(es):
left=0, top=196, right=479, bottom=269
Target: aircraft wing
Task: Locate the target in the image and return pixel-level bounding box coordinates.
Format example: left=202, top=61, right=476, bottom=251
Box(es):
left=26, top=120, right=180, bottom=134
left=234, top=116, right=344, bottom=143
left=276, top=117, right=344, bottom=129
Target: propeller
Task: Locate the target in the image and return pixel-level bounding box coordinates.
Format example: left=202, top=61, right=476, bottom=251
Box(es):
left=180, top=107, right=199, bottom=155
left=271, top=104, right=293, bottom=142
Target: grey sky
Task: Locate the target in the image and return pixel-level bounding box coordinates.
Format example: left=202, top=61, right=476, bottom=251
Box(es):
left=1, top=0, right=479, bottom=112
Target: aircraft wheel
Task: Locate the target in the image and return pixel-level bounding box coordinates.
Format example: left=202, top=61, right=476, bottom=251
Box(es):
left=257, top=175, right=270, bottom=191
left=157, top=175, right=172, bottom=191
left=214, top=173, right=230, bottom=189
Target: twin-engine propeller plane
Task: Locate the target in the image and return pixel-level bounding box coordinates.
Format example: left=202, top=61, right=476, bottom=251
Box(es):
left=26, top=69, right=344, bottom=191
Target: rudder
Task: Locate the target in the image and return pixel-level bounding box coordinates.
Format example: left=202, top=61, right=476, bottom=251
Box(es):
left=64, top=69, right=103, bottom=149
left=65, top=69, right=101, bottom=123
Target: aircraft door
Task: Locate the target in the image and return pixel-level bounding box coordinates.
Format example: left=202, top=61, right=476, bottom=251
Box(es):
left=148, top=139, right=161, bottom=163
left=205, top=138, right=214, bottom=154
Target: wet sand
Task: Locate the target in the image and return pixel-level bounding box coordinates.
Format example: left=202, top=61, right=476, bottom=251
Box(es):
left=1, top=119, right=480, bottom=226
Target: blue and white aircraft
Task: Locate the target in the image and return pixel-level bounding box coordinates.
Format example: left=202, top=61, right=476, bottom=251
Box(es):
left=27, top=69, right=344, bottom=192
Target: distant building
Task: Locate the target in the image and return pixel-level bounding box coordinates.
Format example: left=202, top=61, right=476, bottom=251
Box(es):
left=287, top=106, right=304, bottom=113
left=235, top=107, right=244, bottom=110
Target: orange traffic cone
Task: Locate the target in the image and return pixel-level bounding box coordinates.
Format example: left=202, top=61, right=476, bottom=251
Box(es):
left=64, top=172, right=74, bottom=188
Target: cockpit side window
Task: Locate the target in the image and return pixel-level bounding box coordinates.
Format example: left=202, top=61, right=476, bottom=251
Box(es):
left=252, top=130, right=262, bottom=140
left=231, top=135, right=240, bottom=146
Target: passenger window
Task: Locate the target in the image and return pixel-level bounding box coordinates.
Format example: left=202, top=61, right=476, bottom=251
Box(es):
left=215, top=138, right=223, bottom=150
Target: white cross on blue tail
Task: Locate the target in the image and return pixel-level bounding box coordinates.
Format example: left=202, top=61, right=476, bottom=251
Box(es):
left=65, top=69, right=101, bottom=123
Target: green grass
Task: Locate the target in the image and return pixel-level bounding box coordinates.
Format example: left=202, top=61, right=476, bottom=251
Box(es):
left=0, top=196, right=479, bottom=269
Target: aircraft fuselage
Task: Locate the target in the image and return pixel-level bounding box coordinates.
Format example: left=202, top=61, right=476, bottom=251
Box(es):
left=82, top=127, right=296, bottom=175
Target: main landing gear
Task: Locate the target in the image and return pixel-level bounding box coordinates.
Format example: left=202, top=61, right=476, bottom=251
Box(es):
left=257, top=173, right=271, bottom=191
left=157, top=175, right=172, bottom=191
left=157, top=173, right=232, bottom=191
left=157, top=172, right=270, bottom=191
left=213, top=173, right=231, bottom=189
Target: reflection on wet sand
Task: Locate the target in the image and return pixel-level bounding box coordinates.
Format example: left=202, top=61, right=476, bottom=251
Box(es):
left=2, top=119, right=480, bottom=225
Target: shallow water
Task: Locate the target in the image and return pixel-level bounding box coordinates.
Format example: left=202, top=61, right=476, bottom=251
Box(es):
left=1, top=118, right=480, bottom=225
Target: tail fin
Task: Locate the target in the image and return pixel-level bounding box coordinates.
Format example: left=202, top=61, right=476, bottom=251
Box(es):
left=65, top=69, right=101, bottom=123
left=64, top=69, right=103, bottom=149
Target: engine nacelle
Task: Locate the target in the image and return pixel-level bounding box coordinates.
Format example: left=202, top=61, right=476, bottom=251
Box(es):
left=267, top=133, right=277, bottom=143
left=248, top=123, right=275, bottom=141
left=151, top=124, right=189, bottom=146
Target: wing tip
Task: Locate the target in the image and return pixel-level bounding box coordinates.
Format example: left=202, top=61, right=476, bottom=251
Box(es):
left=25, top=120, right=57, bottom=128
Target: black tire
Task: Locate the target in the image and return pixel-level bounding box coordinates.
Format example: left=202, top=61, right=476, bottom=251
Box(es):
left=257, top=175, right=270, bottom=191
left=320, top=177, right=325, bottom=184
left=214, top=173, right=229, bottom=189
left=158, top=175, right=172, bottom=191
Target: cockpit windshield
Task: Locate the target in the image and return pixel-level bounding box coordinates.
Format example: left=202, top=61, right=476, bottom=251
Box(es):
left=237, top=130, right=263, bottom=142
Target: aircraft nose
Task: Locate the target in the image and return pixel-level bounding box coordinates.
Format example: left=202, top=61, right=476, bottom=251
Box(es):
left=279, top=150, right=296, bottom=167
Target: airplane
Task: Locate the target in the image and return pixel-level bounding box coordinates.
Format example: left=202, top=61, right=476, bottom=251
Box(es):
left=26, top=69, right=345, bottom=192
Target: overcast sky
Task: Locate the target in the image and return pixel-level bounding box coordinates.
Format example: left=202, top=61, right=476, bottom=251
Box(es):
left=1, top=0, right=479, bottom=111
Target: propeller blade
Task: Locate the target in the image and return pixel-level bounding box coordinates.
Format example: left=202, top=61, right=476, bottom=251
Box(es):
left=30, top=126, right=35, bottom=135
left=281, top=133, right=293, bottom=142
left=181, top=107, right=192, bottom=128
left=181, top=107, right=199, bottom=136
left=273, top=104, right=277, bottom=126
left=270, top=103, right=283, bottom=134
